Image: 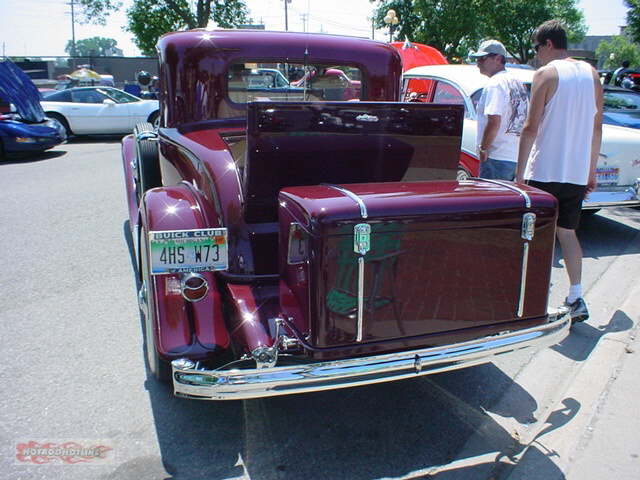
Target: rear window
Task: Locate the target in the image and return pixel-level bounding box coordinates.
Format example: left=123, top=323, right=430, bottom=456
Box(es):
left=227, top=62, right=363, bottom=103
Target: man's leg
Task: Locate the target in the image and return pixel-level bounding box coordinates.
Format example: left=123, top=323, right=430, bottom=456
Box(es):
left=556, top=226, right=589, bottom=323
left=556, top=226, right=582, bottom=285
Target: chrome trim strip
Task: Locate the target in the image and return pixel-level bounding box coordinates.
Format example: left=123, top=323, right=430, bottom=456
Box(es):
left=136, top=131, right=158, bottom=141
left=171, top=313, right=571, bottom=400
left=324, top=184, right=368, bottom=219
left=476, top=178, right=531, bottom=208
left=357, top=256, right=365, bottom=342
left=518, top=242, right=530, bottom=317
left=583, top=200, right=640, bottom=208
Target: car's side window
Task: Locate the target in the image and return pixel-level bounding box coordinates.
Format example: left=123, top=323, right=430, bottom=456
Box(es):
left=471, top=89, right=483, bottom=113
left=103, top=88, right=138, bottom=104
left=433, top=81, right=464, bottom=105
left=433, top=81, right=471, bottom=118
left=71, top=89, right=107, bottom=104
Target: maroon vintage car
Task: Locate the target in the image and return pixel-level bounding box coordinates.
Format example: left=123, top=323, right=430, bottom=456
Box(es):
left=121, top=30, right=570, bottom=400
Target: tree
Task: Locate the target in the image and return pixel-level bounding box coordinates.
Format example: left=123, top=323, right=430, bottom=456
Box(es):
left=72, top=0, right=250, bottom=57
left=372, top=0, right=482, bottom=61
left=478, top=0, right=586, bottom=63
left=625, top=0, right=640, bottom=44
left=126, top=0, right=248, bottom=55
left=65, top=37, right=123, bottom=56
left=76, top=0, right=122, bottom=25
left=596, top=35, right=640, bottom=70
left=371, top=0, right=586, bottom=64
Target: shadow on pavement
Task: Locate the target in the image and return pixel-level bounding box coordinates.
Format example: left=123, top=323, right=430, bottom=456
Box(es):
left=117, top=221, right=574, bottom=480
left=553, top=310, right=633, bottom=362
left=67, top=135, right=125, bottom=144
left=0, top=149, right=67, bottom=164
left=118, top=220, right=246, bottom=479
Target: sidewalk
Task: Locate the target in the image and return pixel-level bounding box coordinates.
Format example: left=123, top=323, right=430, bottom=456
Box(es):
left=507, top=282, right=640, bottom=479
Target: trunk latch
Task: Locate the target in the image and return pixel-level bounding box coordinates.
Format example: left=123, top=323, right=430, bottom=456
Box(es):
left=354, top=223, right=371, bottom=255
left=521, top=213, right=536, bottom=241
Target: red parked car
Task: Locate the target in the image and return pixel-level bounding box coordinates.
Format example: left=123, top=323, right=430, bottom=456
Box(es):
left=121, top=29, right=570, bottom=400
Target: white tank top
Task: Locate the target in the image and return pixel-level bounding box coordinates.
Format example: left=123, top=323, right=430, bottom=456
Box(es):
left=524, top=59, right=597, bottom=185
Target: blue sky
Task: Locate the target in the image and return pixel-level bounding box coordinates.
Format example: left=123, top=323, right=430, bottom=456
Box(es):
left=0, top=0, right=630, bottom=57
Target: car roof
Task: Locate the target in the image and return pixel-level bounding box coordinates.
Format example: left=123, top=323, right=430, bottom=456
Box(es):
left=404, top=64, right=534, bottom=96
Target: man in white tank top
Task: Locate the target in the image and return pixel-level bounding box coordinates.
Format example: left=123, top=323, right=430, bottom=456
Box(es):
left=516, top=20, right=603, bottom=324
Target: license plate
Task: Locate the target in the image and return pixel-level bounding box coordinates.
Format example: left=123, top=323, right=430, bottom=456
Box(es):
left=148, top=228, right=228, bottom=275
left=595, top=167, right=619, bottom=185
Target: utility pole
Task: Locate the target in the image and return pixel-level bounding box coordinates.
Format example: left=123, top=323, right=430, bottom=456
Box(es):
left=69, top=0, right=77, bottom=57
left=300, top=13, right=308, bottom=32
left=284, top=0, right=290, bottom=31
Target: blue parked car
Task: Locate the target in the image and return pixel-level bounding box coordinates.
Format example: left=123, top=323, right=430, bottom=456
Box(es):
left=0, top=60, right=66, bottom=160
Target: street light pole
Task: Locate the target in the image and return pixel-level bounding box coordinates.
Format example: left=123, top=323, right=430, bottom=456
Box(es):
left=383, top=9, right=399, bottom=43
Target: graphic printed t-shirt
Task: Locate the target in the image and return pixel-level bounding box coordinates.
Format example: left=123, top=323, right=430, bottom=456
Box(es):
left=477, top=70, right=529, bottom=162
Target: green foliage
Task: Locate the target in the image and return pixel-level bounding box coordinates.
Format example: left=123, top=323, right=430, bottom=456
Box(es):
left=596, top=35, right=640, bottom=70
left=371, top=0, right=586, bottom=64
left=625, top=0, right=640, bottom=44
left=372, top=0, right=482, bottom=61
left=76, top=0, right=122, bottom=25
left=65, top=37, right=121, bottom=56
left=126, top=0, right=249, bottom=56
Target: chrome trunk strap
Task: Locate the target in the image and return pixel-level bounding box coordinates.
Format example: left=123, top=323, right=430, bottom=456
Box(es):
left=474, top=178, right=532, bottom=208
left=323, top=184, right=368, bottom=219
left=518, top=213, right=537, bottom=317
left=324, top=184, right=369, bottom=341
left=357, top=257, right=365, bottom=341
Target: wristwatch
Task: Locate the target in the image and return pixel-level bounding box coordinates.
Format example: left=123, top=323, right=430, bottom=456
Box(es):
left=478, top=145, right=489, bottom=154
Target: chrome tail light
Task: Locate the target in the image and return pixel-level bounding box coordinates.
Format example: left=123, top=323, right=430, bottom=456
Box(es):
left=180, top=273, right=209, bottom=302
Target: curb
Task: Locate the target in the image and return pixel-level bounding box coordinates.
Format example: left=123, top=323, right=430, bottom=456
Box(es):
left=504, top=280, right=640, bottom=479
left=430, top=225, right=640, bottom=480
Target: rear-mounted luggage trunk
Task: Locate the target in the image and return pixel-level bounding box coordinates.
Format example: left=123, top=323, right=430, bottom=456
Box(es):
left=279, top=181, right=557, bottom=350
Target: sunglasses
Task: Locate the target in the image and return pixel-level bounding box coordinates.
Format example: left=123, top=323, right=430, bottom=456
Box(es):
left=533, top=42, right=545, bottom=53
left=477, top=54, right=496, bottom=63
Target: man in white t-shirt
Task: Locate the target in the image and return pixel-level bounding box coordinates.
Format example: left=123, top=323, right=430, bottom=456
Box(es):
left=470, top=39, right=529, bottom=180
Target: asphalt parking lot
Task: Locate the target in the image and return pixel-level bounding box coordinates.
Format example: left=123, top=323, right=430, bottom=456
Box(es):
left=1, top=139, right=639, bottom=479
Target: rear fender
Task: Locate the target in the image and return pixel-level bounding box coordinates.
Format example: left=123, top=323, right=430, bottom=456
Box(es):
left=459, top=149, right=479, bottom=177
left=141, top=185, right=231, bottom=361
left=225, top=284, right=273, bottom=354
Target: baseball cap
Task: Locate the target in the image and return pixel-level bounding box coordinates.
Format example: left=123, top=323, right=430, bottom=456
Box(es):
left=469, top=39, right=507, bottom=58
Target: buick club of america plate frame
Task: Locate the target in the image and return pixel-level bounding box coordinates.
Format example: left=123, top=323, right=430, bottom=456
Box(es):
left=148, top=228, right=228, bottom=275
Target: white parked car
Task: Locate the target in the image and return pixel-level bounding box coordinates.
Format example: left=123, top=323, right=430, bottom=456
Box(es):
left=403, top=64, right=640, bottom=210
left=41, top=87, right=159, bottom=136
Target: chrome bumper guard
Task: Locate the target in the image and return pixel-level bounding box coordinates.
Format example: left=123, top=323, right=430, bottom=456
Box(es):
left=584, top=180, right=640, bottom=208
left=172, top=310, right=570, bottom=401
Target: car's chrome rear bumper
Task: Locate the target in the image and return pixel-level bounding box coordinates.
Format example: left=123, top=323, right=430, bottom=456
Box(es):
left=172, top=311, right=570, bottom=400
left=584, top=181, right=640, bottom=208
